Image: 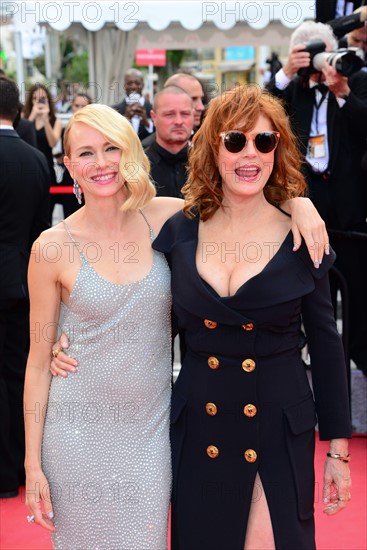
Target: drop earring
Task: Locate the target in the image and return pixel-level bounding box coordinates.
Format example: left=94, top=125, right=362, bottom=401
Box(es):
left=73, top=179, right=83, bottom=205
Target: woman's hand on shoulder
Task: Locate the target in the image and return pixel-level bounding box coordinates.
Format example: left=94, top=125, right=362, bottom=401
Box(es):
left=283, top=197, right=329, bottom=268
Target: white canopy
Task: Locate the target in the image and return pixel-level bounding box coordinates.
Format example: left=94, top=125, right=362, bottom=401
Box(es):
left=9, top=1, right=315, bottom=103
left=11, top=1, right=315, bottom=32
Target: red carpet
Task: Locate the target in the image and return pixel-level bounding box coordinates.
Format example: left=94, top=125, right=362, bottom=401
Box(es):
left=1, top=436, right=365, bottom=549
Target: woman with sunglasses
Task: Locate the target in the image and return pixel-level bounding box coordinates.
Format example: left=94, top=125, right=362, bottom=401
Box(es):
left=49, top=91, right=341, bottom=547
left=152, top=85, right=351, bottom=549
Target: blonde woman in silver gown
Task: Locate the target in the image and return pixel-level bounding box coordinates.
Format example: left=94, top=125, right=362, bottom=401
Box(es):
left=24, top=104, right=328, bottom=549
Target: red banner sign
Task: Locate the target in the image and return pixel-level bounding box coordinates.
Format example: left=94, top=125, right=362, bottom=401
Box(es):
left=135, top=49, right=166, bottom=67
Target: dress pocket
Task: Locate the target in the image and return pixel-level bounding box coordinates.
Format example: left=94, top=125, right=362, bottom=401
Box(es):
left=283, top=396, right=317, bottom=520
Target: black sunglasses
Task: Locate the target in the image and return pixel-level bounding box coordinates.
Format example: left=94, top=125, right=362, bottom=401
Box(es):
left=220, top=131, right=280, bottom=154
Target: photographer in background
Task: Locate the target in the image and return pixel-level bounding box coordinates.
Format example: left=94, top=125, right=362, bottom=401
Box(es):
left=267, top=20, right=367, bottom=377
left=325, top=5, right=367, bottom=63
left=316, top=1, right=364, bottom=23
left=112, top=68, right=154, bottom=141
left=317, top=1, right=366, bottom=40
left=346, top=17, right=367, bottom=63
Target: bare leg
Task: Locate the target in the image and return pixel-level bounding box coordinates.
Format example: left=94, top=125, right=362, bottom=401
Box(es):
left=244, top=473, right=275, bottom=550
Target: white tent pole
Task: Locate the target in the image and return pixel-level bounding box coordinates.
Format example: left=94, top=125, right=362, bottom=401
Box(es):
left=148, top=64, right=154, bottom=103
left=88, top=30, right=96, bottom=101
left=45, top=28, right=52, bottom=80
left=14, top=30, right=25, bottom=102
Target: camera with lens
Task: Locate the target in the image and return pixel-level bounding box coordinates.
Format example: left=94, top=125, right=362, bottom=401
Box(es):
left=298, top=40, right=364, bottom=78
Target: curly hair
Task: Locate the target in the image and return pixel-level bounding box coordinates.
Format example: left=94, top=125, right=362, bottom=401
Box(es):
left=23, top=83, right=57, bottom=125
left=183, top=84, right=306, bottom=221
left=63, top=104, right=155, bottom=211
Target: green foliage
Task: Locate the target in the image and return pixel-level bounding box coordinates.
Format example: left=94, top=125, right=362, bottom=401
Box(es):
left=157, top=50, right=189, bottom=85
left=33, top=53, right=45, bottom=75
left=59, top=35, right=74, bottom=64
left=63, top=51, right=89, bottom=87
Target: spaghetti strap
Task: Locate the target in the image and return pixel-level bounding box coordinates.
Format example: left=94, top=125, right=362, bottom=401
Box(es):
left=139, top=208, right=156, bottom=239
left=62, top=220, right=82, bottom=253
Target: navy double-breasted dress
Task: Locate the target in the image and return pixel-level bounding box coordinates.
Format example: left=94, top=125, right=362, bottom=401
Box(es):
left=153, top=211, right=351, bottom=550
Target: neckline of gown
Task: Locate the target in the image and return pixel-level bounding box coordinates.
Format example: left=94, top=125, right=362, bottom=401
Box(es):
left=195, top=227, right=293, bottom=300
left=62, top=217, right=158, bottom=300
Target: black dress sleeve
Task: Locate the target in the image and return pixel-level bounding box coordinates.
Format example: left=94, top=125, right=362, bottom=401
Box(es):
left=301, top=272, right=352, bottom=440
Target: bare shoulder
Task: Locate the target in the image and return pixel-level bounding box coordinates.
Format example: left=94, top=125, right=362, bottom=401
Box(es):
left=143, top=197, right=184, bottom=234
left=34, top=209, right=82, bottom=247
left=34, top=222, right=66, bottom=248
left=30, top=221, right=72, bottom=273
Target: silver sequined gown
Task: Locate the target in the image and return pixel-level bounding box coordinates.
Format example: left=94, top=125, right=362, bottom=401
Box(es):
left=42, top=218, right=172, bottom=549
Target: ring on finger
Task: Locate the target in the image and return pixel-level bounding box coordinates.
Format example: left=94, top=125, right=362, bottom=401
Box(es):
left=52, top=347, right=62, bottom=358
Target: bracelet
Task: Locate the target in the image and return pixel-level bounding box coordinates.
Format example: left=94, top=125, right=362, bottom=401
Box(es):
left=326, top=452, right=350, bottom=463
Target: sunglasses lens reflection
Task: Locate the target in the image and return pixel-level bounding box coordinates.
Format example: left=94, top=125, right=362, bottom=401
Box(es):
left=223, top=132, right=246, bottom=153
left=254, top=133, right=278, bottom=153
left=223, top=132, right=278, bottom=154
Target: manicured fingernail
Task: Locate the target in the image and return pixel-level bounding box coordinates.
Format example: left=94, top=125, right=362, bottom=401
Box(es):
left=293, top=244, right=299, bottom=251
left=314, top=260, right=319, bottom=269
left=325, top=245, right=330, bottom=255
left=48, top=511, right=54, bottom=519
left=323, top=497, right=328, bottom=503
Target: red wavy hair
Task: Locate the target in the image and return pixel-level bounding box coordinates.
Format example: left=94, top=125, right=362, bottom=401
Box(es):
left=183, top=84, right=306, bottom=220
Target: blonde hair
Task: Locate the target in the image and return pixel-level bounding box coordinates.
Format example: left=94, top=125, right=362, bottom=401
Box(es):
left=183, top=85, right=306, bottom=220
left=64, top=104, right=155, bottom=211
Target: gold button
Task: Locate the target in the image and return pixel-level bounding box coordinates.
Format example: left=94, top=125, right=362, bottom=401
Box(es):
left=204, top=319, right=217, bottom=329
left=242, top=323, right=254, bottom=331
left=207, top=445, right=219, bottom=458
left=244, top=449, right=257, bottom=463
left=206, top=403, right=218, bottom=416
left=208, top=356, right=219, bottom=369
left=244, top=404, right=257, bottom=417
left=242, top=358, right=256, bottom=372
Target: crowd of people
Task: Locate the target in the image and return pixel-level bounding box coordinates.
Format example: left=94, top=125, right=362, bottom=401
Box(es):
left=0, top=3, right=366, bottom=548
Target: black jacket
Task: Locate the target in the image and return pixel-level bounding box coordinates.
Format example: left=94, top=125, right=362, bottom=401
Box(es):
left=145, top=141, right=189, bottom=198
left=153, top=211, right=351, bottom=550
left=0, top=129, right=50, bottom=300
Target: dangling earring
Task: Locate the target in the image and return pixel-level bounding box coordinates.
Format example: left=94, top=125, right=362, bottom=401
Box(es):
left=73, top=179, right=83, bottom=205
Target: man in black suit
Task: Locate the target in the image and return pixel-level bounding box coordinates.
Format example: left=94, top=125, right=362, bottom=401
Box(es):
left=316, top=0, right=363, bottom=22
left=145, top=85, right=194, bottom=198
left=0, top=70, right=36, bottom=146
left=142, top=72, right=206, bottom=150
left=112, top=68, right=154, bottom=141
left=13, top=117, right=37, bottom=147
left=0, top=77, right=50, bottom=497
left=267, top=21, right=367, bottom=376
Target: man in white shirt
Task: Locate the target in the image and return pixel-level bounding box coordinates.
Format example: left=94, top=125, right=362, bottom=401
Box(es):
left=112, top=68, right=154, bottom=141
